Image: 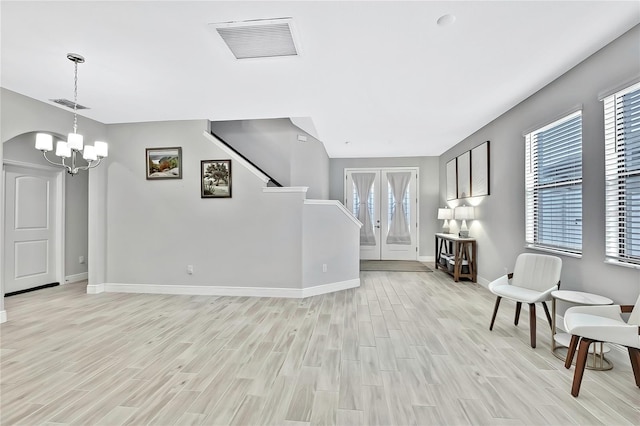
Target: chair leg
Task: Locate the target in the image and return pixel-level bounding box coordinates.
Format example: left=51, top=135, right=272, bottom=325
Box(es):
left=628, top=347, right=640, bottom=387
left=565, top=335, right=580, bottom=369
left=572, top=337, right=596, bottom=397
left=542, top=301, right=553, bottom=330
left=490, top=297, right=502, bottom=330
left=529, top=303, right=536, bottom=348
left=514, top=302, right=522, bottom=326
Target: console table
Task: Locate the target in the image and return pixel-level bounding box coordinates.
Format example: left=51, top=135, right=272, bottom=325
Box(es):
left=434, top=233, right=477, bottom=282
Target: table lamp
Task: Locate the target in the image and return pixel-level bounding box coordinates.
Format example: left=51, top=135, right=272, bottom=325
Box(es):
left=455, top=205, right=475, bottom=238
left=437, top=207, right=453, bottom=234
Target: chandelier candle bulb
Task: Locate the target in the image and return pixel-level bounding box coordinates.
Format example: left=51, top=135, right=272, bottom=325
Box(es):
left=55, top=141, right=71, bottom=158
left=35, top=133, right=53, bottom=151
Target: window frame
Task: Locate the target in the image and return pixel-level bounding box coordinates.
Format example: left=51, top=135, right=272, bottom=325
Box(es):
left=524, top=110, right=583, bottom=256
left=604, top=81, right=640, bottom=269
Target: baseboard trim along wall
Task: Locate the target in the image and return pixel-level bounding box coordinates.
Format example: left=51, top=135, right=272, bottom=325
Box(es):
left=0, top=310, right=7, bottom=324
left=417, top=256, right=435, bottom=263
left=89, top=278, right=360, bottom=299
left=65, top=272, right=88, bottom=283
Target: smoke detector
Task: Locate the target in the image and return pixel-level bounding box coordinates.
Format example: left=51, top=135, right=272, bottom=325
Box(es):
left=209, top=18, right=299, bottom=59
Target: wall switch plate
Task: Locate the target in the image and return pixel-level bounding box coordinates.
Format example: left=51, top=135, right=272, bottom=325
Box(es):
left=322, top=264, right=327, bottom=272
left=187, top=265, right=194, bottom=275
left=79, top=256, right=85, bottom=264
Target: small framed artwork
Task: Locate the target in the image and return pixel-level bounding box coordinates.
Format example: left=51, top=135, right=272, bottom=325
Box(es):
left=201, top=160, right=231, bottom=198
left=446, top=159, right=457, bottom=200
left=146, top=147, right=182, bottom=179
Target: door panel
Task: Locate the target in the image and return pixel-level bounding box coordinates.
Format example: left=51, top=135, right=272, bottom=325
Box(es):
left=381, top=170, right=417, bottom=260
left=4, top=165, right=59, bottom=293
left=346, top=168, right=418, bottom=260
left=345, top=170, right=381, bottom=260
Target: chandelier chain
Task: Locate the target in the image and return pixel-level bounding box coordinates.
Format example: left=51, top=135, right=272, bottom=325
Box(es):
left=73, top=60, right=78, bottom=134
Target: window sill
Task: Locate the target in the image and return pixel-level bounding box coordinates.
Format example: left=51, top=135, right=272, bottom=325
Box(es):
left=604, top=259, right=640, bottom=270
left=525, top=244, right=582, bottom=259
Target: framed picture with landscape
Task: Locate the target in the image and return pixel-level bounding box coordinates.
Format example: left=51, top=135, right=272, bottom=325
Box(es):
left=201, top=160, right=231, bottom=198
left=146, top=147, right=182, bottom=179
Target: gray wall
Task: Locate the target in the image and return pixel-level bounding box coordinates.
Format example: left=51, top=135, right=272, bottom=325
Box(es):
left=105, top=120, right=305, bottom=288
left=439, top=25, right=640, bottom=304
left=329, top=156, right=440, bottom=258
left=210, top=118, right=330, bottom=199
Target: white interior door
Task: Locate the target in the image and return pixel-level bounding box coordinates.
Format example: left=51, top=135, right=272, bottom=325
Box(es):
left=345, top=168, right=418, bottom=260
left=3, top=164, right=62, bottom=293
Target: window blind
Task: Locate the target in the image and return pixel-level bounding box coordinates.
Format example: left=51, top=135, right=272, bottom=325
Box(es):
left=604, top=82, right=640, bottom=267
left=525, top=111, right=583, bottom=254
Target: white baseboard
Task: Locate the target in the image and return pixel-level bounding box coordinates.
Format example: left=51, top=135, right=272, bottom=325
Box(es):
left=418, top=256, right=435, bottom=263
left=86, top=283, right=105, bottom=294
left=98, top=278, right=360, bottom=299
left=0, top=310, right=6, bottom=323
left=65, top=272, right=88, bottom=283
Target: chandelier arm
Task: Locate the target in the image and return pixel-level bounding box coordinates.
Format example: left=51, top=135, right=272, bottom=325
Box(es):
left=75, top=157, right=102, bottom=172
left=42, top=151, right=67, bottom=169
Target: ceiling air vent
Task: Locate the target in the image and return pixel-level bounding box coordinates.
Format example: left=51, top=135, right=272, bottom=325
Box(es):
left=209, top=18, right=299, bottom=59
left=50, top=98, right=89, bottom=110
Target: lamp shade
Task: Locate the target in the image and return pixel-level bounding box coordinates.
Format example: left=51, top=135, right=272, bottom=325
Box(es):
left=67, top=132, right=83, bottom=151
left=83, top=145, right=97, bottom=161
left=55, top=141, right=71, bottom=158
left=455, top=206, right=475, bottom=220
left=94, top=141, right=109, bottom=158
left=35, top=133, right=53, bottom=151
left=438, top=208, right=453, bottom=220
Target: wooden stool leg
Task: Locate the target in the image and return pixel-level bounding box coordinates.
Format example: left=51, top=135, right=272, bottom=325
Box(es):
left=529, top=303, right=536, bottom=348
left=628, top=347, right=640, bottom=387
left=572, top=338, right=596, bottom=397
left=565, top=335, right=580, bottom=369
left=490, top=297, right=502, bottom=330
left=514, top=302, right=522, bottom=326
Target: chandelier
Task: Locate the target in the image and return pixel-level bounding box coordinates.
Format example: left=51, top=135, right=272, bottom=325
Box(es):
left=35, top=53, right=108, bottom=175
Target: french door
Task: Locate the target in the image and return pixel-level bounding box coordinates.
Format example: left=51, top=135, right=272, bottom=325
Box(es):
left=345, top=168, right=418, bottom=260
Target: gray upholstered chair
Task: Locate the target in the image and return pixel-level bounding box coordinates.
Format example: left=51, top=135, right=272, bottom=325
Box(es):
left=488, top=253, right=562, bottom=348
left=563, top=294, right=640, bottom=397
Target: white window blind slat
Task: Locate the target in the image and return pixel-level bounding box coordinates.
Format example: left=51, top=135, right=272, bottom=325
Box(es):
left=525, top=112, right=583, bottom=254
left=604, top=82, right=640, bottom=266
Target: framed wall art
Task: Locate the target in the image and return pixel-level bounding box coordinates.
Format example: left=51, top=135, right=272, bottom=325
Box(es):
left=471, top=140, right=490, bottom=196
left=146, top=147, right=182, bottom=179
left=446, top=159, right=457, bottom=201
left=457, top=151, right=471, bottom=199
left=201, top=160, right=231, bottom=198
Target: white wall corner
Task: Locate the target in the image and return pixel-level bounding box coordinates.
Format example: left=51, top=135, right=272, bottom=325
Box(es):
left=86, top=283, right=105, bottom=294
left=0, top=310, right=7, bottom=323
left=65, top=272, right=89, bottom=284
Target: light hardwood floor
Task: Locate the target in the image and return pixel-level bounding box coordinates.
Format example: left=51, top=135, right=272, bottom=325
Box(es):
left=1, top=270, right=639, bottom=425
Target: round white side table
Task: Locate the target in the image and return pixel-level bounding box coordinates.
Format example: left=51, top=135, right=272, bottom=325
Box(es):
left=551, top=290, right=614, bottom=371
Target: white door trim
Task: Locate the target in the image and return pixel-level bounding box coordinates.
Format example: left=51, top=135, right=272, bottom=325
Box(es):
left=2, top=160, right=66, bottom=291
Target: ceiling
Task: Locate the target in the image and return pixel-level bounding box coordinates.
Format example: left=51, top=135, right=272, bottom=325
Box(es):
left=2, top=1, right=639, bottom=158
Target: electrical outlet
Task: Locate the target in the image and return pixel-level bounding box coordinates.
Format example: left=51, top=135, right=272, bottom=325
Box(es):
left=79, top=256, right=85, bottom=264
left=322, top=264, right=327, bottom=273
left=187, top=265, right=194, bottom=275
